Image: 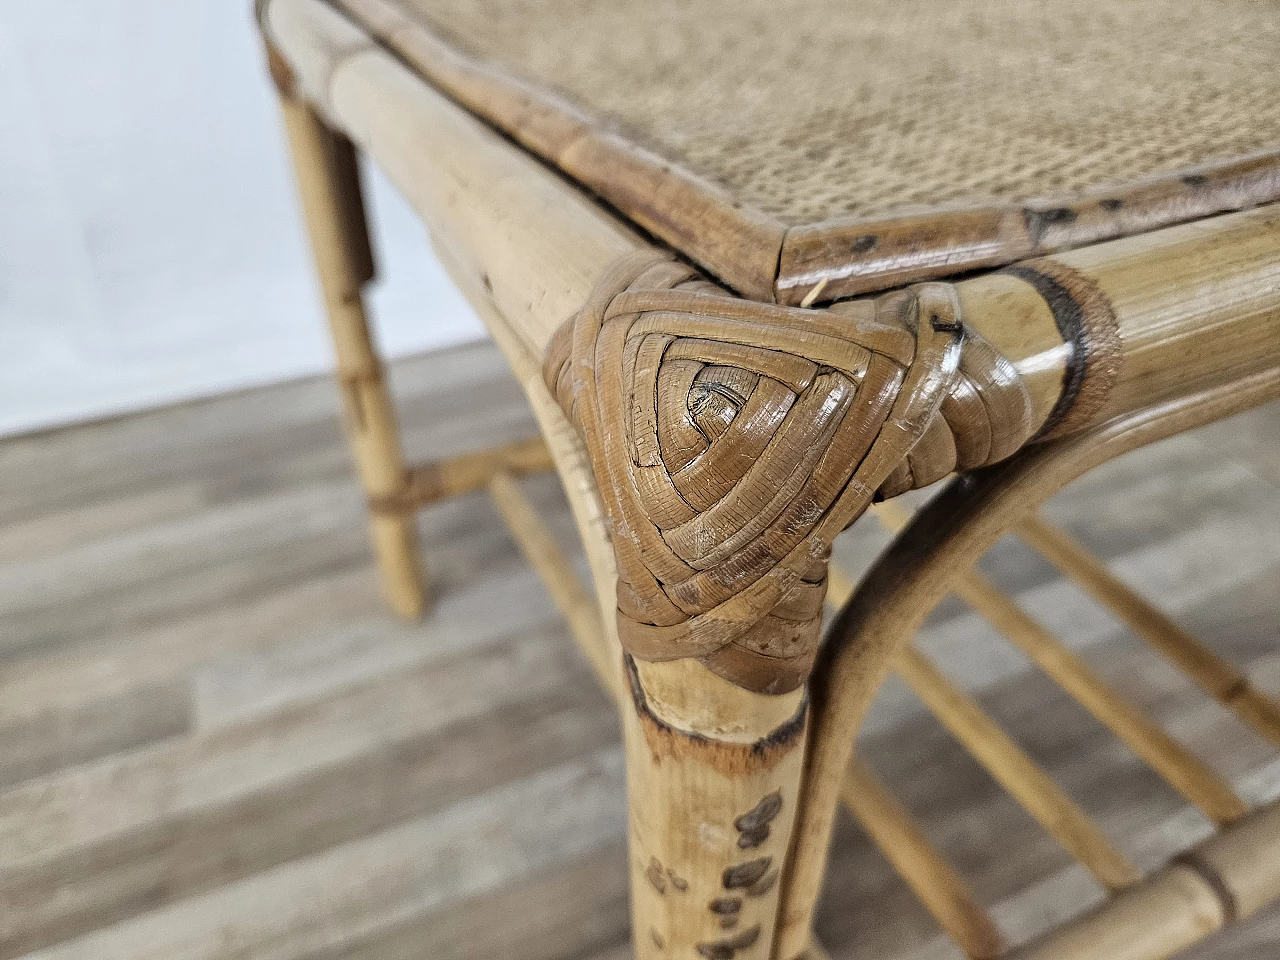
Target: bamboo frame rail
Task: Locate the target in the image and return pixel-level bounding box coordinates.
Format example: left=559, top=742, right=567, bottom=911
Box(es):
left=274, top=84, right=427, bottom=618
left=819, top=461, right=1280, bottom=959
left=895, top=645, right=1142, bottom=891
left=1006, top=799, right=1280, bottom=960
left=369, top=437, right=556, bottom=514
left=1014, top=515, right=1280, bottom=748
left=959, top=570, right=1245, bottom=824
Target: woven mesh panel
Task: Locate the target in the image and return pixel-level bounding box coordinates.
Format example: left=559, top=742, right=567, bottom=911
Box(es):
left=396, top=0, right=1280, bottom=226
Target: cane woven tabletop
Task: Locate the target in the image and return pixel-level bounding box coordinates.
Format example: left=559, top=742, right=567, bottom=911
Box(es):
left=332, top=0, right=1280, bottom=302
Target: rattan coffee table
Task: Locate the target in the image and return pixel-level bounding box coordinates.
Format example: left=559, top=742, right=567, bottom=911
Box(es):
left=255, top=1, right=1280, bottom=957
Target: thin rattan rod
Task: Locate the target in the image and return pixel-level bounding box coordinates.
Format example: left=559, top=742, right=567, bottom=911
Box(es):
left=1014, top=514, right=1280, bottom=749
left=487, top=470, right=619, bottom=700
left=872, top=503, right=1247, bottom=827
left=372, top=437, right=556, bottom=514
left=895, top=645, right=1142, bottom=891
left=841, top=758, right=1007, bottom=959
left=827, top=566, right=1139, bottom=892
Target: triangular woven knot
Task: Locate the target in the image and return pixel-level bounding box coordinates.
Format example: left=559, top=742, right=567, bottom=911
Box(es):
left=544, top=251, right=1030, bottom=693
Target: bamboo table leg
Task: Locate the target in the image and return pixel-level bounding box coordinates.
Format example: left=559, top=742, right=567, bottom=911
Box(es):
left=623, top=658, right=809, bottom=959
left=272, top=82, right=426, bottom=618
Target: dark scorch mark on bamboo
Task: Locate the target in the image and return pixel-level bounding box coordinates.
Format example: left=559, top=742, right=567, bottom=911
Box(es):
left=747, top=868, right=779, bottom=897
left=1024, top=206, right=1079, bottom=246
left=734, top=790, right=783, bottom=848
left=646, top=856, right=667, bottom=893
left=696, top=925, right=761, bottom=959
left=709, top=897, right=742, bottom=915
left=722, top=857, right=772, bottom=889
left=709, top=896, right=742, bottom=927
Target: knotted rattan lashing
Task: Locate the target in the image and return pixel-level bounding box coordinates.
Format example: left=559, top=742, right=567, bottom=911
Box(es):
left=544, top=252, right=1032, bottom=693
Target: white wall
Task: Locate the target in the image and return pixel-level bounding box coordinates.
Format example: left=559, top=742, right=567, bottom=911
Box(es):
left=0, top=1, right=484, bottom=437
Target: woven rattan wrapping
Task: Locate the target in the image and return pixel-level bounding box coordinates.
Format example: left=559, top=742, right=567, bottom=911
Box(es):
left=541, top=251, right=1035, bottom=691
left=392, top=0, right=1279, bottom=226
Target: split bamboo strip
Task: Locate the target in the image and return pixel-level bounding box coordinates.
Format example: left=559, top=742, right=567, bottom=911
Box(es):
left=827, top=563, right=1138, bottom=892
left=487, top=470, right=619, bottom=700
left=841, top=758, right=1007, bottom=959
left=872, top=502, right=1247, bottom=826
left=374, top=437, right=556, bottom=512
left=895, top=645, right=1141, bottom=891
left=1014, top=514, right=1280, bottom=748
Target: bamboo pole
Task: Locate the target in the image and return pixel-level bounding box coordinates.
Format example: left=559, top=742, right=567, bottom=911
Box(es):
left=1006, top=799, right=1280, bottom=960
left=841, top=759, right=1007, bottom=959
left=274, top=88, right=427, bottom=618
left=487, top=470, right=618, bottom=701
left=1014, top=514, right=1280, bottom=748
left=1007, top=864, right=1224, bottom=960
left=957, top=573, right=1246, bottom=826
left=1192, top=795, right=1280, bottom=921
left=872, top=503, right=1247, bottom=826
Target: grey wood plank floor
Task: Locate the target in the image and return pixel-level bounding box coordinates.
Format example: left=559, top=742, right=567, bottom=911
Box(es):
left=1, top=341, right=1277, bottom=960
